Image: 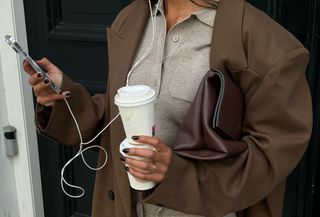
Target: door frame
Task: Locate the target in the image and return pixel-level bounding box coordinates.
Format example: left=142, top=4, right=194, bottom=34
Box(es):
left=0, top=0, right=44, bottom=216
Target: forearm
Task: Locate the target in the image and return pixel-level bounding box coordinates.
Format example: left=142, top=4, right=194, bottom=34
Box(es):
left=144, top=48, right=312, bottom=217
left=35, top=73, right=108, bottom=145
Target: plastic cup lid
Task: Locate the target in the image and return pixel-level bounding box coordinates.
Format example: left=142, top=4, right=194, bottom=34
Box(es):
left=114, top=85, right=156, bottom=107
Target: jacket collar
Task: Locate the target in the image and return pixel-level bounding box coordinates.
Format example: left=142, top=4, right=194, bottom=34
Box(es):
left=156, top=0, right=217, bottom=28
left=210, top=0, right=247, bottom=71
left=110, top=0, right=248, bottom=81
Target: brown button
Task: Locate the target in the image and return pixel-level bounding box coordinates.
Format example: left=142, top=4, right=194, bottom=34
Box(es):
left=107, top=190, right=115, bottom=201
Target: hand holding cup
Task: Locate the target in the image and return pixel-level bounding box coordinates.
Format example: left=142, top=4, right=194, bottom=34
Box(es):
left=121, top=135, right=173, bottom=184
left=115, top=85, right=159, bottom=190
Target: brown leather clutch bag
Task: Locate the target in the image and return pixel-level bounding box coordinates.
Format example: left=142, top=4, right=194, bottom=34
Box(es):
left=172, top=69, right=248, bottom=160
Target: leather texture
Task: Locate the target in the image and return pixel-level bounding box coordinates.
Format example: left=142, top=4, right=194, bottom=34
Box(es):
left=173, top=69, right=247, bottom=160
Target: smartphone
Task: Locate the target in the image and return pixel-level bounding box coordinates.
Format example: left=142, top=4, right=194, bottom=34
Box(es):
left=4, top=35, right=62, bottom=94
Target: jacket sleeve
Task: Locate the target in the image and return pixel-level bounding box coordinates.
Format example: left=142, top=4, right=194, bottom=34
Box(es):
left=35, top=73, right=109, bottom=146
left=144, top=48, right=312, bottom=216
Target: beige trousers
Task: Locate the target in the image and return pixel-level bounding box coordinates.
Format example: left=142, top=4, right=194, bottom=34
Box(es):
left=137, top=202, right=237, bottom=217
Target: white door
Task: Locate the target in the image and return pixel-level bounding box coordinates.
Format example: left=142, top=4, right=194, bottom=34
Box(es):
left=0, top=0, right=44, bottom=216
left=0, top=61, right=19, bottom=216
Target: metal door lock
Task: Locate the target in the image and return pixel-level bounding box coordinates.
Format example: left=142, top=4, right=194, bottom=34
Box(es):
left=2, top=125, right=18, bottom=157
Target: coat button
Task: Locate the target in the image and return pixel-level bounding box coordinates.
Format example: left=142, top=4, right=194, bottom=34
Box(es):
left=107, top=190, right=115, bottom=201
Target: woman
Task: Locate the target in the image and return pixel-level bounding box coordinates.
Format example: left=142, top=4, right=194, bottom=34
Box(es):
left=23, top=0, right=312, bottom=216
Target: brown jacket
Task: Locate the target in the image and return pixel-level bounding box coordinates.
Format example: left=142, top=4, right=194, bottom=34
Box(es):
left=36, top=0, right=313, bottom=216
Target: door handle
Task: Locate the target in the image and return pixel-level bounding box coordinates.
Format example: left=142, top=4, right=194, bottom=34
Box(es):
left=2, top=125, right=18, bottom=157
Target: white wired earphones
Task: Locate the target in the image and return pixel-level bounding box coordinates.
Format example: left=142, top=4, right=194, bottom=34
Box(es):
left=60, top=0, right=162, bottom=198
left=126, top=0, right=160, bottom=86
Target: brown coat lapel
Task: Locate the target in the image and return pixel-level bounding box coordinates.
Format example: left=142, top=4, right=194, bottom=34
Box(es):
left=210, top=0, right=247, bottom=71
left=106, top=1, right=149, bottom=216
left=106, top=0, right=248, bottom=215
left=107, top=0, right=248, bottom=93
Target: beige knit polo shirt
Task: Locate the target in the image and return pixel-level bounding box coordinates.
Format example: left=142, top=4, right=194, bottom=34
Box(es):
left=128, top=0, right=216, bottom=147
left=129, top=2, right=237, bottom=217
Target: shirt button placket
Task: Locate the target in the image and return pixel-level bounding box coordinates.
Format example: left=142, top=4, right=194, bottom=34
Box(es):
left=173, top=35, right=179, bottom=42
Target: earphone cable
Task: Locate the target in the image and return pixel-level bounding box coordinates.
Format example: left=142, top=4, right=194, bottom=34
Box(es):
left=60, top=0, right=161, bottom=198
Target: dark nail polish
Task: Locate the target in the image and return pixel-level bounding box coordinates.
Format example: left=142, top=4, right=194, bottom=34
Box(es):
left=124, top=166, right=129, bottom=171
left=44, top=79, right=49, bottom=84
left=37, top=73, right=42, bottom=78
left=122, top=148, right=129, bottom=154
left=120, top=156, right=126, bottom=162
left=132, top=135, right=139, bottom=141
left=65, top=92, right=72, bottom=96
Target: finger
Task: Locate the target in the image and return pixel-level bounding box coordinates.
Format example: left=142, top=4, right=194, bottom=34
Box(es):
left=23, top=60, right=37, bottom=76
left=37, top=57, right=60, bottom=72
left=127, top=165, right=152, bottom=174
left=126, top=148, right=163, bottom=162
left=122, top=157, right=167, bottom=174
left=36, top=91, right=71, bottom=106
left=125, top=157, right=158, bottom=172
left=128, top=167, right=164, bottom=183
left=33, top=78, right=50, bottom=93
left=135, top=136, right=168, bottom=152
left=28, top=72, right=44, bottom=86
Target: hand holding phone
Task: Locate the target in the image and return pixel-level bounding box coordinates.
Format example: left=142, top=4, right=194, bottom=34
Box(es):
left=24, top=58, right=73, bottom=106
left=5, top=35, right=63, bottom=94
left=5, top=35, right=71, bottom=106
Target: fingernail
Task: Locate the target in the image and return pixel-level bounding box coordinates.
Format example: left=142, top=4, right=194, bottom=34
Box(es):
left=124, top=166, right=129, bottom=171
left=65, top=92, right=72, bottom=97
left=23, top=60, right=27, bottom=64
left=122, top=148, right=129, bottom=154
left=132, top=135, right=139, bottom=141
left=120, top=156, right=126, bottom=162
left=37, top=73, right=42, bottom=78
left=44, top=79, right=49, bottom=84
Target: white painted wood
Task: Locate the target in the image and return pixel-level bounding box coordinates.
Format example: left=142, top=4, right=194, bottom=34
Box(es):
left=0, top=0, right=44, bottom=216
left=0, top=56, right=20, bottom=217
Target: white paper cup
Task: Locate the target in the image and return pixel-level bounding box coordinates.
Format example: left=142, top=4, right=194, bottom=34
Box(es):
left=119, top=139, right=156, bottom=190
left=114, top=85, right=156, bottom=190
